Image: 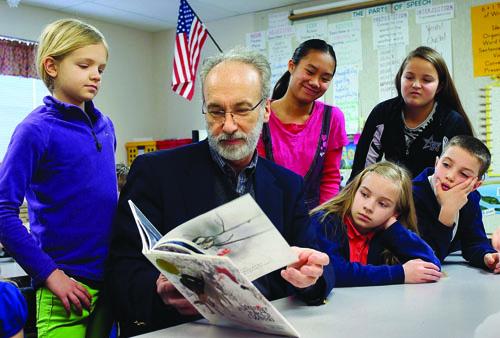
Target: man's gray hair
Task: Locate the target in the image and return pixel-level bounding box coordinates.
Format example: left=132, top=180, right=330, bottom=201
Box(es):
left=200, top=47, right=271, bottom=101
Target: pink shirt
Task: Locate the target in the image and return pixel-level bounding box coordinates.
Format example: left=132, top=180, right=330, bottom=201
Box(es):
left=257, top=101, right=348, bottom=203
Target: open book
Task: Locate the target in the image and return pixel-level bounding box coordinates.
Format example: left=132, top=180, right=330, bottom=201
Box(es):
left=129, top=194, right=300, bottom=337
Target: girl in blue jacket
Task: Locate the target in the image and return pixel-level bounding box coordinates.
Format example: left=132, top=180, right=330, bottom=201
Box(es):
left=311, top=161, right=442, bottom=286
left=0, top=19, right=116, bottom=337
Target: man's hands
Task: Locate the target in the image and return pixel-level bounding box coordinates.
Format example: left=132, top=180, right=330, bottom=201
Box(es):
left=484, top=253, right=500, bottom=274
left=403, top=259, right=442, bottom=283
left=156, top=274, right=199, bottom=315
left=436, top=176, right=477, bottom=226
left=44, top=269, right=92, bottom=316
left=281, top=247, right=329, bottom=289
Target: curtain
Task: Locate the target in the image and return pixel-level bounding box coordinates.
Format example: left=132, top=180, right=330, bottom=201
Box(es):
left=0, top=38, right=38, bottom=79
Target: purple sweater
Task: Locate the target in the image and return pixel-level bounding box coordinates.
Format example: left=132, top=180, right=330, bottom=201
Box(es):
left=0, top=96, right=117, bottom=285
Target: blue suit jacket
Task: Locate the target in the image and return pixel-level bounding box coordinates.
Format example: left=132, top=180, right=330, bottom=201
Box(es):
left=107, top=140, right=334, bottom=337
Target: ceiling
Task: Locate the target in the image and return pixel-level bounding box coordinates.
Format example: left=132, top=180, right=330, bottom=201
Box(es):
left=12, top=0, right=324, bottom=32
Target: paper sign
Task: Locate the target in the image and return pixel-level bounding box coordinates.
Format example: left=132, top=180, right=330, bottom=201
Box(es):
left=372, top=12, right=409, bottom=49
left=421, top=20, right=452, bottom=72
left=471, top=2, right=500, bottom=77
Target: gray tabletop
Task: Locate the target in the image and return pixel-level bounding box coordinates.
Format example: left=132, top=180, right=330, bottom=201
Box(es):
left=0, top=260, right=26, bottom=278
left=135, top=254, right=500, bottom=338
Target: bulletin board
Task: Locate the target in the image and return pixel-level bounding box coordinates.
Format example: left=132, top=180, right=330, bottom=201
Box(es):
left=246, top=0, right=498, bottom=139
left=471, top=2, right=500, bottom=77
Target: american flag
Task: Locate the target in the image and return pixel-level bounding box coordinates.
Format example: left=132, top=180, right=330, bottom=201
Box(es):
left=172, top=0, right=208, bottom=100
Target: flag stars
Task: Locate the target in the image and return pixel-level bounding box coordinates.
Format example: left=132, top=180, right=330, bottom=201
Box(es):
left=177, top=0, right=196, bottom=33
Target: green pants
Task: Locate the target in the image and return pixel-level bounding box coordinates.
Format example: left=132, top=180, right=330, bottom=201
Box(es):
left=36, top=281, right=113, bottom=338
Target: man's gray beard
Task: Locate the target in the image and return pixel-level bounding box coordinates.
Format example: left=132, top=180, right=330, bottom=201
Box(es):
left=207, top=111, right=264, bottom=162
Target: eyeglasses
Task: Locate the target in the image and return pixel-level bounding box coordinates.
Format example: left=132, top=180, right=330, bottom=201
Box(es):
left=202, top=98, right=264, bottom=124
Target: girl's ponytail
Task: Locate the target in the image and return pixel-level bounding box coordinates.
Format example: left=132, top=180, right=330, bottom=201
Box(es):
left=271, top=71, right=291, bottom=100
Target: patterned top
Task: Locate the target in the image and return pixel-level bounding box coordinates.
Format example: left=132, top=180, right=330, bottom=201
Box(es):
left=402, top=103, right=437, bottom=155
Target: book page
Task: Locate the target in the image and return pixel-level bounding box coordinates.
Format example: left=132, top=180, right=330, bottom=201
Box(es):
left=156, top=194, right=297, bottom=281
left=129, top=200, right=163, bottom=250
left=147, top=251, right=300, bottom=338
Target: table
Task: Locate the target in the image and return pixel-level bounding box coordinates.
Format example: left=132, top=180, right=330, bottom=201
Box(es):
left=134, top=254, right=500, bottom=338
left=0, top=260, right=27, bottom=279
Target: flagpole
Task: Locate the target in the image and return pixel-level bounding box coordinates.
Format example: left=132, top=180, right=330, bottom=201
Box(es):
left=187, top=1, right=223, bottom=53
left=204, top=29, right=223, bottom=53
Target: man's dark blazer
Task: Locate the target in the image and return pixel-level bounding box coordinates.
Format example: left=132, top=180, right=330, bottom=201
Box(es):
left=106, top=140, right=335, bottom=337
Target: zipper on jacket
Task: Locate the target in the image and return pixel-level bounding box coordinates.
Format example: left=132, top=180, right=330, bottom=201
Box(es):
left=91, top=130, right=103, bottom=152
left=81, top=104, right=102, bottom=152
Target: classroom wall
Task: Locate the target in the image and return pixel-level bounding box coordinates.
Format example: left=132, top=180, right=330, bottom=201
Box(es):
left=0, top=3, right=260, bottom=162
left=2, top=0, right=498, bottom=163
left=151, top=13, right=257, bottom=139
left=251, top=0, right=495, bottom=135
left=154, top=0, right=498, bottom=140
left=0, top=2, right=155, bottom=164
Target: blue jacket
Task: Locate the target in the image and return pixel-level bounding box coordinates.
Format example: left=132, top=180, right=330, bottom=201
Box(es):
left=413, top=167, right=496, bottom=269
left=0, top=96, right=117, bottom=285
left=107, top=140, right=335, bottom=337
left=0, top=281, right=27, bottom=338
left=310, top=211, right=440, bottom=286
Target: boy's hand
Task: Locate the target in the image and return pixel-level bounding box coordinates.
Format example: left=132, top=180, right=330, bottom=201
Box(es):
left=436, top=176, right=477, bottom=226
left=484, top=253, right=500, bottom=274
left=156, top=274, right=199, bottom=316
left=45, top=269, right=92, bottom=316
left=281, top=247, right=329, bottom=289
left=403, top=259, right=442, bottom=283
left=382, top=215, right=398, bottom=230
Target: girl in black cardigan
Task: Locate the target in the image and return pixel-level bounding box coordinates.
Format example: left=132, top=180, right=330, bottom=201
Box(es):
left=350, top=46, right=473, bottom=180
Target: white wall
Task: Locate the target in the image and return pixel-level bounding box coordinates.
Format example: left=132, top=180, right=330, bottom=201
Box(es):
left=4, top=0, right=495, bottom=163
left=0, top=2, right=155, bottom=164
left=150, top=0, right=498, bottom=140
left=251, top=0, right=496, bottom=135
left=151, top=13, right=256, bottom=140
left=0, top=3, right=258, bottom=162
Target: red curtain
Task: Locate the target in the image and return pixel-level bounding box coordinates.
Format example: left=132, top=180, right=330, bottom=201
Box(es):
left=0, top=38, right=38, bottom=78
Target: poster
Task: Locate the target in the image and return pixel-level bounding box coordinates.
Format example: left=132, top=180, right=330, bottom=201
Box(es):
left=295, top=19, right=327, bottom=41
left=471, top=2, right=500, bottom=77
left=329, top=20, right=363, bottom=68
left=246, top=31, right=266, bottom=53
left=333, top=66, right=360, bottom=134
left=421, top=20, right=453, bottom=72
left=372, top=12, right=409, bottom=49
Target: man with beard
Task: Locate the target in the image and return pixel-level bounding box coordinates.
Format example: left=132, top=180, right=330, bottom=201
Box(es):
left=107, top=48, right=335, bottom=337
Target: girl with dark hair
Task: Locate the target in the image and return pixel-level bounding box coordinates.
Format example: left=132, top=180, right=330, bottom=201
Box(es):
left=349, top=46, right=473, bottom=180
left=257, top=39, right=348, bottom=210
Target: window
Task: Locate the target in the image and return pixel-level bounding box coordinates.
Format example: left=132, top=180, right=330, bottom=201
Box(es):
left=0, top=75, right=49, bottom=160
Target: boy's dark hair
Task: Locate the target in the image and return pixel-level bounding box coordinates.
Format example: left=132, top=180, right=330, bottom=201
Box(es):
left=442, top=135, right=491, bottom=177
